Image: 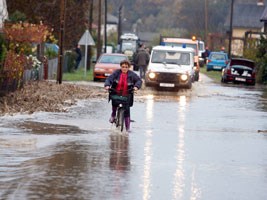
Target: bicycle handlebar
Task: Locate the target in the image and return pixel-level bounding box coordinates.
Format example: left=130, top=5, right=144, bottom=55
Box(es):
left=108, top=88, right=136, bottom=94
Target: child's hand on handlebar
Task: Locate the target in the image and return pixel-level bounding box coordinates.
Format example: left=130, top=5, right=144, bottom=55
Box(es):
left=105, top=86, right=110, bottom=90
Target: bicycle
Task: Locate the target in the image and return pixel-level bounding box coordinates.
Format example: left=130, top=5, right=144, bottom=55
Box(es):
left=108, top=88, right=134, bottom=132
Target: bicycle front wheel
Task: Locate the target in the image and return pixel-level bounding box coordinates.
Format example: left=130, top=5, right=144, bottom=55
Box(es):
left=116, top=108, right=125, bottom=132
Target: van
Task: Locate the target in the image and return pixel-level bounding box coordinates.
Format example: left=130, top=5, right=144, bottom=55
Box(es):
left=159, top=36, right=200, bottom=81
left=145, top=45, right=195, bottom=89
left=198, top=40, right=205, bottom=67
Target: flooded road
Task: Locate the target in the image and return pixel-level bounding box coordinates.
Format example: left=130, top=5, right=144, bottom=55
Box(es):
left=1, top=75, right=267, bottom=200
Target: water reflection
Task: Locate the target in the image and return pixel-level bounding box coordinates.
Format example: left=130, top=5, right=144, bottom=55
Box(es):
left=109, top=134, right=130, bottom=171
left=142, top=95, right=154, bottom=200
left=173, top=95, right=186, bottom=199
left=173, top=95, right=201, bottom=199
left=143, top=130, right=152, bottom=200
left=145, top=95, right=154, bottom=123
left=109, top=134, right=130, bottom=199
left=0, top=141, right=93, bottom=200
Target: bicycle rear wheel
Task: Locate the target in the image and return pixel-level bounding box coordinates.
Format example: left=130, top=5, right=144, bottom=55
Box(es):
left=116, top=108, right=125, bottom=132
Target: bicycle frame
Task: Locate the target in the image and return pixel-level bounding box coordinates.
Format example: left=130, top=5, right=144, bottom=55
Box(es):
left=116, top=104, right=125, bottom=132
left=108, top=88, right=133, bottom=132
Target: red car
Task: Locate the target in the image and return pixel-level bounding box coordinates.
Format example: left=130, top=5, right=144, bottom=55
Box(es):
left=93, top=53, right=129, bottom=81
left=221, top=58, right=256, bottom=86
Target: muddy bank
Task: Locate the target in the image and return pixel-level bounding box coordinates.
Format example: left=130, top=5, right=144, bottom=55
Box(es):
left=0, top=81, right=106, bottom=116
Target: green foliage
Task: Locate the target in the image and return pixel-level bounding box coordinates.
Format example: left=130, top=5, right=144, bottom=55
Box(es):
left=0, top=34, right=7, bottom=69
left=45, top=48, right=58, bottom=59
left=252, top=36, right=267, bottom=83
left=9, top=10, right=27, bottom=22
left=107, top=31, right=118, bottom=49
left=242, top=36, right=267, bottom=84
left=243, top=39, right=258, bottom=62
left=64, top=51, right=77, bottom=73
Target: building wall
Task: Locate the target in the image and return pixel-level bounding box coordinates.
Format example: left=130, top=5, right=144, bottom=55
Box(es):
left=233, top=27, right=262, bottom=38
left=101, top=24, right=117, bottom=36
left=232, top=27, right=262, bottom=56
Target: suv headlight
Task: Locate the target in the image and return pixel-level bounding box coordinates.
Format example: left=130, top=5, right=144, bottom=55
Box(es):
left=148, top=72, right=156, bottom=79
left=180, top=74, right=188, bottom=81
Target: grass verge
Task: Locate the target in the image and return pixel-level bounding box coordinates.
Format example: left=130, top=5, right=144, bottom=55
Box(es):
left=200, top=67, right=222, bottom=83
left=63, top=68, right=93, bottom=81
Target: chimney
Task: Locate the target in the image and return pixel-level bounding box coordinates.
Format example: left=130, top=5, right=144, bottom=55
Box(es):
left=257, top=0, right=264, bottom=6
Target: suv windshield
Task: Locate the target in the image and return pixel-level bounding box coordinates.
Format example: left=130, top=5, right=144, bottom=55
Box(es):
left=121, top=40, right=137, bottom=52
left=152, top=50, right=190, bottom=65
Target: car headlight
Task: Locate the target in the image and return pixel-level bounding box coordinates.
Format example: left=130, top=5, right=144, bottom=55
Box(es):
left=148, top=72, right=156, bottom=79
left=180, top=74, right=188, bottom=81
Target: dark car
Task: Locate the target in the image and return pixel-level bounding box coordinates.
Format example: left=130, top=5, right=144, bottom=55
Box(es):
left=93, top=53, right=129, bottom=81
left=221, top=58, right=256, bottom=85
left=206, top=51, right=229, bottom=71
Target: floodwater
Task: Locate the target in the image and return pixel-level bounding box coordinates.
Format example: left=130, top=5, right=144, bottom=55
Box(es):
left=0, top=75, right=267, bottom=200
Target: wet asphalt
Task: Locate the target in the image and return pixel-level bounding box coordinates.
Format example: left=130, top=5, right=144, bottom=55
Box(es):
left=0, top=74, right=267, bottom=200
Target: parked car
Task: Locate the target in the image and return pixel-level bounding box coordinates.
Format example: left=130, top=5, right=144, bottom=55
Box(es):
left=206, top=51, right=229, bottom=71
left=221, top=58, right=256, bottom=85
left=93, top=53, right=129, bottom=81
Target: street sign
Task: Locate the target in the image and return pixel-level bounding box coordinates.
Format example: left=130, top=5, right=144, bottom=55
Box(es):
left=78, top=30, right=95, bottom=77
left=78, top=30, right=95, bottom=46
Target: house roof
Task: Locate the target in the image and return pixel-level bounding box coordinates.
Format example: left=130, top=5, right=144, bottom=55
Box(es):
left=137, top=32, right=160, bottom=43
left=225, top=4, right=265, bottom=29
left=260, top=7, right=267, bottom=21
left=107, top=13, right=118, bottom=24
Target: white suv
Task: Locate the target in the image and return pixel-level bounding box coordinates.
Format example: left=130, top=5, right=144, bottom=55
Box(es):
left=145, top=45, right=195, bottom=89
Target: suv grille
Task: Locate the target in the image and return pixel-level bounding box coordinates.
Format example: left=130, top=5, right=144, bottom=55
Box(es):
left=156, top=73, right=179, bottom=83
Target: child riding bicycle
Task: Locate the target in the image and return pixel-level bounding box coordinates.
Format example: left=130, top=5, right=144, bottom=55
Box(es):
left=104, top=59, right=142, bottom=132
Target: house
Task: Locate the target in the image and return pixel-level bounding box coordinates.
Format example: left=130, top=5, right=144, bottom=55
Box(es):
left=225, top=0, right=266, bottom=56
left=260, top=4, right=267, bottom=32
left=137, top=31, right=160, bottom=47
left=101, top=13, right=118, bottom=36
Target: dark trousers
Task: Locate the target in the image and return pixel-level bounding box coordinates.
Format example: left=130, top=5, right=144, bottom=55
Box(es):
left=75, top=58, right=81, bottom=70
left=139, top=65, right=147, bottom=79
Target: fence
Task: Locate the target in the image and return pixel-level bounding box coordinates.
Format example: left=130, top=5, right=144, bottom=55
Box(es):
left=0, top=58, right=58, bottom=96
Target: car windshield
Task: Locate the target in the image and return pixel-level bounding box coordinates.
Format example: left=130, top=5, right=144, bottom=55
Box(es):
left=232, top=65, right=253, bottom=70
left=152, top=50, right=190, bottom=65
left=210, top=53, right=226, bottom=60
left=99, top=55, right=126, bottom=64
left=164, top=43, right=197, bottom=51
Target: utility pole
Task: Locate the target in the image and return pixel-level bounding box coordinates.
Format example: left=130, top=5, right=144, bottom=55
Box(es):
left=205, top=0, right=208, bottom=44
left=104, top=0, right=107, bottom=53
left=57, top=0, right=66, bottom=84
left=117, top=5, right=122, bottom=45
left=87, top=0, right=93, bottom=70
left=228, top=0, right=234, bottom=58
left=97, top=0, right=102, bottom=60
